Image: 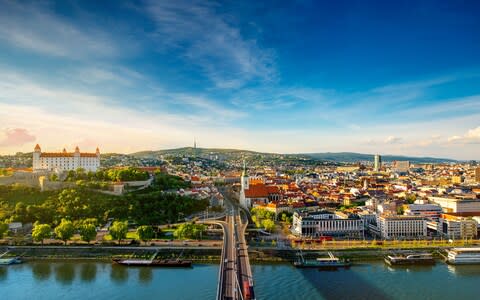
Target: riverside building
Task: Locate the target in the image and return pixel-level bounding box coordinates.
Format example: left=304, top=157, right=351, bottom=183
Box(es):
left=32, top=144, right=100, bottom=172
left=292, top=211, right=364, bottom=238
left=377, top=215, right=427, bottom=239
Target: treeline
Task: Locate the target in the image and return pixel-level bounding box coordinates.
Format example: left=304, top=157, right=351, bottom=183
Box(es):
left=63, top=167, right=149, bottom=182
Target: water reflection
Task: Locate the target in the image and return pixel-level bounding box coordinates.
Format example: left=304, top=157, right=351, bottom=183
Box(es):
left=32, top=263, right=51, bottom=281
left=54, top=263, right=76, bottom=285
left=138, top=267, right=153, bottom=284
left=447, top=264, right=480, bottom=277
left=110, top=265, right=128, bottom=283
left=386, top=264, right=434, bottom=273
left=0, top=266, right=7, bottom=281
left=80, top=264, right=97, bottom=282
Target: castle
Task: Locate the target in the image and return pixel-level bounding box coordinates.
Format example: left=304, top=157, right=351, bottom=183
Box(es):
left=32, top=144, right=100, bottom=172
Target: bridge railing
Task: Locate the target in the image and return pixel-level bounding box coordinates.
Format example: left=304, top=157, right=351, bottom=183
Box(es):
left=216, top=222, right=226, bottom=300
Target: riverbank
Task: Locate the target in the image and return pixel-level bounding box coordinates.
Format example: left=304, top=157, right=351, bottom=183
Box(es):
left=1, top=245, right=455, bottom=263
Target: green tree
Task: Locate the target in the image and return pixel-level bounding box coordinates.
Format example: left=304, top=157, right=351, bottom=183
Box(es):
left=79, top=223, right=97, bottom=244
left=0, top=222, right=8, bottom=238
left=173, top=223, right=206, bottom=240
left=137, top=225, right=154, bottom=245
left=262, top=219, right=275, bottom=232
left=54, top=219, right=75, bottom=245
left=110, top=221, right=128, bottom=244
left=32, top=223, right=51, bottom=245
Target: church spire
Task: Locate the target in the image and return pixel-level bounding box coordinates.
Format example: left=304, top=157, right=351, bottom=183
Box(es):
left=242, top=159, right=247, bottom=177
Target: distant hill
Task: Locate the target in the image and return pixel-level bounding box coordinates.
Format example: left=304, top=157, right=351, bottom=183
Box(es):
left=130, top=147, right=457, bottom=164
left=130, top=147, right=265, bottom=158
left=303, top=152, right=457, bottom=164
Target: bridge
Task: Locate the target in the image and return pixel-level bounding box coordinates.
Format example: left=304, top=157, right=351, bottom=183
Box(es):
left=213, top=202, right=254, bottom=300
left=197, top=187, right=255, bottom=300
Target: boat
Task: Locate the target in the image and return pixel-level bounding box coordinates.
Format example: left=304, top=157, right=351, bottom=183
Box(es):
left=113, top=258, right=192, bottom=267
left=112, top=250, right=192, bottom=267
left=294, top=251, right=351, bottom=269
left=446, top=247, right=480, bottom=265
left=0, top=257, right=23, bottom=265
left=384, top=253, right=435, bottom=265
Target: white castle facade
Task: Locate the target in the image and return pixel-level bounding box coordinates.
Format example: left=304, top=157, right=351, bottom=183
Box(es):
left=32, top=144, right=100, bottom=172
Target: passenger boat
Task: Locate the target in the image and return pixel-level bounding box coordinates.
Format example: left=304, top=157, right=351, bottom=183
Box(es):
left=294, top=251, right=351, bottom=269
left=0, top=257, right=23, bottom=265
left=446, top=247, right=480, bottom=265
left=384, top=253, right=435, bottom=265
left=112, top=258, right=192, bottom=267
left=112, top=250, right=192, bottom=268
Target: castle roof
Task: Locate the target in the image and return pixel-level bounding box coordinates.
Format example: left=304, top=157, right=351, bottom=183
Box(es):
left=40, top=152, right=98, bottom=158
left=34, top=144, right=41, bottom=151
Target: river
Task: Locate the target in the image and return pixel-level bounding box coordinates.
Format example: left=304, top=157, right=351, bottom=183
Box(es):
left=2, top=260, right=480, bottom=299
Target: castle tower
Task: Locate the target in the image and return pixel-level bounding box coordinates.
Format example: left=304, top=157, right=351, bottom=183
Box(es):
left=33, top=144, right=41, bottom=170
left=96, top=147, right=100, bottom=157
left=74, top=146, right=80, bottom=169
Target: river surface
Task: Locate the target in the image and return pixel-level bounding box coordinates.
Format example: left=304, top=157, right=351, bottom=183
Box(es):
left=2, top=260, right=480, bottom=299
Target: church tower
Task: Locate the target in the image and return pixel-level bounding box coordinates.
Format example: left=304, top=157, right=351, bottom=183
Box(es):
left=239, top=159, right=251, bottom=208
left=241, top=159, right=249, bottom=191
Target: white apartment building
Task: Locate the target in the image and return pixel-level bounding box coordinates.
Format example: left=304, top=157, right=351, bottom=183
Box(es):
left=32, top=144, right=100, bottom=172
left=292, top=211, right=364, bottom=238
left=429, top=196, right=480, bottom=213
left=377, top=215, right=427, bottom=239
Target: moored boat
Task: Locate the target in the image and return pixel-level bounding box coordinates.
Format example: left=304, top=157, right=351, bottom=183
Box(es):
left=294, top=251, right=351, bottom=269
left=112, top=250, right=192, bottom=267
left=112, top=258, right=192, bottom=267
left=385, top=253, right=435, bottom=266
left=0, top=257, right=23, bottom=265
left=446, top=247, right=480, bottom=265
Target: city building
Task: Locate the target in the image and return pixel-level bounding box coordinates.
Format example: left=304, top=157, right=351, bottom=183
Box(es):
left=476, top=167, right=480, bottom=182
left=404, top=204, right=443, bottom=220
left=429, top=196, right=480, bottom=213
left=32, top=144, right=100, bottom=172
left=377, top=215, right=427, bottom=239
left=392, top=161, right=410, bottom=173
left=374, top=154, right=382, bottom=172
left=439, top=214, right=478, bottom=239
left=292, top=211, right=364, bottom=238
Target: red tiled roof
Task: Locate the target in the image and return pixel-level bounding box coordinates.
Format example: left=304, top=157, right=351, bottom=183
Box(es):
left=244, top=184, right=280, bottom=198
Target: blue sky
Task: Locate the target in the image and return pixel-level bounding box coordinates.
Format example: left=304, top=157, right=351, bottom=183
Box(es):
left=0, top=0, right=479, bottom=159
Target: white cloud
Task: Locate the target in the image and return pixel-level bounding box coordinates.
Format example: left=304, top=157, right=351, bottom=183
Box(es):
left=448, top=126, right=480, bottom=144
left=384, top=136, right=402, bottom=144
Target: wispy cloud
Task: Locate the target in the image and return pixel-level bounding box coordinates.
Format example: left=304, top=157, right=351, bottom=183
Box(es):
left=0, top=1, right=133, bottom=59
left=144, top=0, right=276, bottom=89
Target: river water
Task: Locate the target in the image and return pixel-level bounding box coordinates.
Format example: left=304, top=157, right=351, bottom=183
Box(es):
left=2, top=260, right=480, bottom=299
